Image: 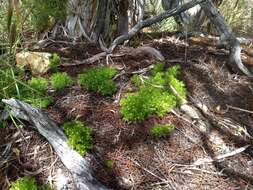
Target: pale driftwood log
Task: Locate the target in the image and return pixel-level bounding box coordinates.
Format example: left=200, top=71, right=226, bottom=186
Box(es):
left=2, top=98, right=109, bottom=190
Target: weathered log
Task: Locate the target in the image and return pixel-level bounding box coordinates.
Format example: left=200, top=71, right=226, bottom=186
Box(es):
left=2, top=98, right=110, bottom=190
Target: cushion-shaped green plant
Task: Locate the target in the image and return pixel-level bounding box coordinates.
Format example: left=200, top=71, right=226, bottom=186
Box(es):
left=150, top=124, right=174, bottom=138
left=9, top=176, right=51, bottom=190
left=49, top=53, right=60, bottom=71
left=50, top=72, right=72, bottom=91
left=28, top=77, right=48, bottom=93
left=78, top=67, right=117, bottom=96
left=120, top=87, right=176, bottom=122
left=120, top=64, right=186, bottom=122
left=151, top=61, right=165, bottom=76
left=62, top=121, right=92, bottom=155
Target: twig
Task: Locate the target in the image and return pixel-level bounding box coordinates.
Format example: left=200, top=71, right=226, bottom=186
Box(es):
left=226, top=104, right=253, bottom=114
left=193, top=145, right=250, bottom=166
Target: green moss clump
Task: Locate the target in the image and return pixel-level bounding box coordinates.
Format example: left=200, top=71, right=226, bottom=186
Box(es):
left=78, top=67, right=117, bottom=96
left=50, top=72, right=72, bottom=91
left=120, top=88, right=176, bottom=122
left=49, top=53, right=60, bottom=71
left=150, top=124, right=174, bottom=138
left=28, top=77, right=48, bottom=93
left=62, top=121, right=92, bottom=155
left=9, top=176, right=51, bottom=190
left=151, top=61, right=165, bottom=75
left=105, top=160, right=114, bottom=169
left=120, top=64, right=187, bottom=122
left=0, top=69, right=51, bottom=109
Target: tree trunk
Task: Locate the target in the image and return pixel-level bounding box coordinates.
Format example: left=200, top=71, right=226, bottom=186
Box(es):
left=117, top=0, right=129, bottom=36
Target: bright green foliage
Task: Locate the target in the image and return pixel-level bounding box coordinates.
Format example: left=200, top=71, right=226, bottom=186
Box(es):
left=50, top=72, right=72, bottom=91
left=120, top=65, right=187, bottom=122
left=22, top=0, right=67, bottom=31
left=0, top=69, right=18, bottom=100
left=62, top=121, right=92, bottom=155
left=23, top=96, right=52, bottom=108
left=9, top=176, right=51, bottom=190
left=166, top=65, right=181, bottom=78
left=28, top=77, right=48, bottom=93
left=0, top=69, right=51, bottom=108
left=151, top=61, right=165, bottom=75
left=49, top=53, right=60, bottom=71
left=131, top=74, right=143, bottom=87
left=10, top=176, right=37, bottom=190
left=105, top=160, right=114, bottom=169
left=150, top=124, right=174, bottom=138
left=78, top=67, right=117, bottom=96
left=120, top=87, right=176, bottom=122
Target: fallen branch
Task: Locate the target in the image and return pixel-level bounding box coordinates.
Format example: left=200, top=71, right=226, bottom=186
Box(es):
left=193, top=145, right=250, bottom=166
left=106, top=0, right=205, bottom=53
left=200, top=0, right=253, bottom=77
left=61, top=46, right=164, bottom=67
left=2, top=98, right=109, bottom=190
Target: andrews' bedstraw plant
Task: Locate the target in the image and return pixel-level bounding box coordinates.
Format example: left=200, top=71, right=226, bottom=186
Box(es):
left=50, top=72, right=72, bottom=91
left=78, top=67, right=117, bottom=96
left=23, top=76, right=52, bottom=108
left=28, top=77, right=48, bottom=93
left=62, top=121, right=92, bottom=155
left=120, top=64, right=187, bottom=122
left=0, top=68, right=51, bottom=108
left=9, top=176, right=51, bottom=190
left=105, top=160, right=114, bottom=169
left=49, top=53, right=60, bottom=71
left=150, top=124, right=175, bottom=138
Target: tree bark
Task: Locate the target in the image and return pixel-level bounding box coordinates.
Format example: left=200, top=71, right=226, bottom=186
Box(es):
left=2, top=98, right=110, bottom=190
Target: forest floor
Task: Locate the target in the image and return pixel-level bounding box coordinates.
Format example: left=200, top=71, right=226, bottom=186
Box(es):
left=1, top=33, right=253, bottom=190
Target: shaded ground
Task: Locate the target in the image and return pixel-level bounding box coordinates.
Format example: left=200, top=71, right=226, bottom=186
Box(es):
left=1, top=33, right=253, bottom=189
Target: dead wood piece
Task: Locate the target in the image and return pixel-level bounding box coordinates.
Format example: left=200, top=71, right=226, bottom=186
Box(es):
left=62, top=46, right=164, bottom=67
left=200, top=0, right=253, bottom=77
left=107, top=0, right=205, bottom=53
left=2, top=98, right=109, bottom=190
left=193, top=145, right=250, bottom=166
left=130, top=46, right=165, bottom=61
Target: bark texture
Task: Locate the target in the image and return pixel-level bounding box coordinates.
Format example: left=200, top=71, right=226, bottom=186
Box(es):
left=2, top=98, right=110, bottom=190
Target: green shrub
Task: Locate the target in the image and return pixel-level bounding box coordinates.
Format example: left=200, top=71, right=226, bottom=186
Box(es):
left=28, top=77, right=48, bottom=93
left=62, top=121, right=92, bottom=155
left=9, top=176, right=51, bottom=190
left=49, top=53, right=60, bottom=71
left=0, top=68, right=51, bottom=109
left=120, top=65, right=187, bottom=122
left=78, top=67, right=117, bottom=96
left=150, top=124, right=174, bottom=138
left=50, top=72, right=72, bottom=91
left=22, top=0, right=67, bottom=31
left=0, top=69, right=19, bottom=100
